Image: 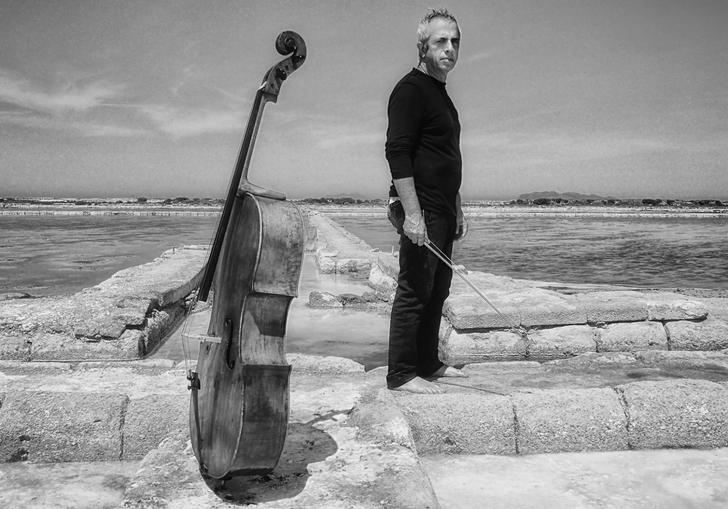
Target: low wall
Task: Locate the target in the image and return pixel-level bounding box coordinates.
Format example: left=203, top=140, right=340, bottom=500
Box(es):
left=0, top=246, right=207, bottom=361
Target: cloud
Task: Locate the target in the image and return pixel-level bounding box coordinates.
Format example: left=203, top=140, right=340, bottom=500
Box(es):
left=463, top=130, right=670, bottom=167
left=0, top=68, right=124, bottom=114
left=316, top=131, right=382, bottom=150
left=459, top=49, right=500, bottom=65
left=138, top=104, right=244, bottom=138
left=0, top=110, right=145, bottom=137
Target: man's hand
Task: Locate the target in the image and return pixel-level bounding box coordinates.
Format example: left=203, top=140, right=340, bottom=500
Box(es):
left=455, top=215, right=468, bottom=241
left=403, top=212, right=427, bottom=246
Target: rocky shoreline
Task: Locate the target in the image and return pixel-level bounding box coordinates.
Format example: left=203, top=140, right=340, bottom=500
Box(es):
left=3, top=197, right=728, bottom=217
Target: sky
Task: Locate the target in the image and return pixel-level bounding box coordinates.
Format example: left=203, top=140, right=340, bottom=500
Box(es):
left=1, top=0, right=727, bottom=200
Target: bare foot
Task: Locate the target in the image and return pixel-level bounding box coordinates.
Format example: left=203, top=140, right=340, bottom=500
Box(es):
left=429, top=365, right=466, bottom=378
left=391, top=376, right=443, bottom=394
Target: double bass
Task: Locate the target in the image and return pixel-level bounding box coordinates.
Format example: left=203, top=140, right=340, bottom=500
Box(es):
left=186, top=31, right=306, bottom=480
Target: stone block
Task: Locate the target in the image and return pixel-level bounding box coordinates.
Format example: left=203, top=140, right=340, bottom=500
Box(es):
left=527, top=325, right=597, bottom=360
left=666, top=318, right=728, bottom=351
left=92, top=246, right=206, bottom=307
left=595, top=321, right=667, bottom=352
left=118, top=329, right=145, bottom=356
left=112, top=296, right=153, bottom=327
left=445, top=288, right=586, bottom=330
left=335, top=258, right=371, bottom=278
left=618, top=379, right=728, bottom=449
left=376, top=253, right=400, bottom=279
left=439, top=328, right=527, bottom=365
left=573, top=291, right=649, bottom=323
left=144, top=305, right=185, bottom=353
left=513, top=388, right=627, bottom=454
left=338, top=293, right=368, bottom=307
left=123, top=394, right=188, bottom=459
left=368, top=264, right=397, bottom=301
left=73, top=310, right=127, bottom=340
left=645, top=292, right=709, bottom=321
left=395, top=393, right=516, bottom=455
left=0, top=391, right=127, bottom=462
left=315, top=249, right=337, bottom=274
left=308, top=291, right=343, bottom=308
left=29, top=332, right=139, bottom=361
left=0, top=335, right=31, bottom=360
left=513, top=289, right=587, bottom=327
left=444, top=294, right=522, bottom=330
left=449, top=271, right=529, bottom=294
left=350, top=387, right=417, bottom=450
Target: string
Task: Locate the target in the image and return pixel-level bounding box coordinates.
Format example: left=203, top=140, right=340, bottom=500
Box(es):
left=423, top=236, right=529, bottom=339
left=181, top=205, right=222, bottom=379
left=434, top=379, right=508, bottom=396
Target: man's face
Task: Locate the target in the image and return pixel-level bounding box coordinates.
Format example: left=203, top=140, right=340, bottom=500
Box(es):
left=421, top=18, right=460, bottom=75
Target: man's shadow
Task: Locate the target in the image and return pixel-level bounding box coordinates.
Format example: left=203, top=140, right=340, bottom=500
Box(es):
left=202, top=418, right=338, bottom=505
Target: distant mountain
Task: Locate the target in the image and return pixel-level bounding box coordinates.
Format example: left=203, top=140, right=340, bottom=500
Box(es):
left=517, top=191, right=614, bottom=201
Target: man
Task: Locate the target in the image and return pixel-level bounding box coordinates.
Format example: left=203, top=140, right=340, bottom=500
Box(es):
left=385, top=8, right=467, bottom=394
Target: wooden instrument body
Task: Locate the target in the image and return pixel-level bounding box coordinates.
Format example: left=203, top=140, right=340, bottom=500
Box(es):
left=190, top=192, right=304, bottom=478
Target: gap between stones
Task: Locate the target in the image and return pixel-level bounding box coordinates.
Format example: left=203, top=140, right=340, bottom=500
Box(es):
left=118, top=396, right=130, bottom=461
left=613, top=386, right=634, bottom=450
left=510, top=400, right=521, bottom=455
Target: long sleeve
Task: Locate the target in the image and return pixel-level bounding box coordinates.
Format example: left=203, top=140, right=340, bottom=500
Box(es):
left=385, top=82, right=424, bottom=180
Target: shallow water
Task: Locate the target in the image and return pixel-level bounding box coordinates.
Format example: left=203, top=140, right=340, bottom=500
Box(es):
left=0, top=214, right=218, bottom=296
left=4, top=212, right=727, bottom=297
left=154, top=255, right=391, bottom=370
left=333, top=214, right=728, bottom=289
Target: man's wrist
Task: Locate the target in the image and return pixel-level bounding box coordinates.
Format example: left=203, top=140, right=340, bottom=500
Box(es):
left=404, top=213, right=422, bottom=226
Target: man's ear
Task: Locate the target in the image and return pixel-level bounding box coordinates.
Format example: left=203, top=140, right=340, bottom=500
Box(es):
left=417, top=41, right=427, bottom=59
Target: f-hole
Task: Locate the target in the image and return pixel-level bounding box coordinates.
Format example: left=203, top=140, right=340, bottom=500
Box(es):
left=223, top=319, right=235, bottom=369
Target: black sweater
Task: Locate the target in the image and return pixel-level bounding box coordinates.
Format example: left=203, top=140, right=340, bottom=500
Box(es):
left=385, top=68, right=462, bottom=216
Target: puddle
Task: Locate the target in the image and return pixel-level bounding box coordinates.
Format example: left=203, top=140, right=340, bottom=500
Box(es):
left=154, top=254, right=390, bottom=370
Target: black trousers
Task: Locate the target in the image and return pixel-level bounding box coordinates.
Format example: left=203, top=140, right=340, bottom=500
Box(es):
left=387, top=207, right=456, bottom=389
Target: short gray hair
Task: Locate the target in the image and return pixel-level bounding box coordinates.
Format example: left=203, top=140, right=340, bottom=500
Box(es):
left=417, top=8, right=460, bottom=50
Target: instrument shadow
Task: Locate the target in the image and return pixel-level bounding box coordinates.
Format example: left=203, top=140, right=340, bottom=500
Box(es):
left=201, top=421, right=338, bottom=504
